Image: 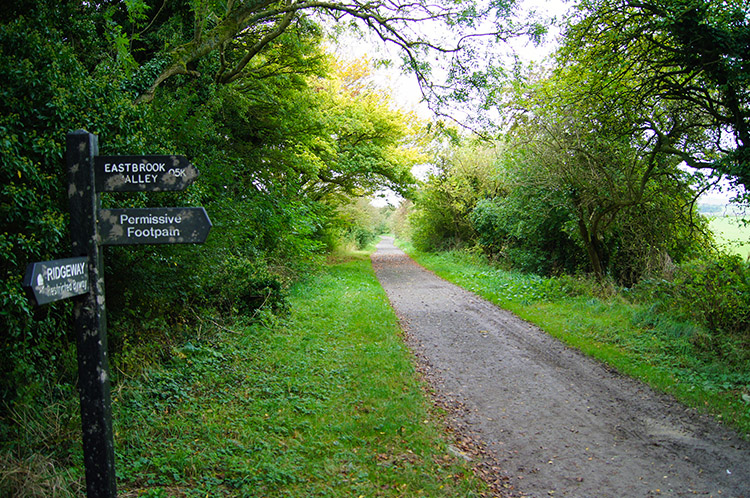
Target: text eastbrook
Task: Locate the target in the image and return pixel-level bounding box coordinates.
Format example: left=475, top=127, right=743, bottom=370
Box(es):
left=104, top=162, right=166, bottom=173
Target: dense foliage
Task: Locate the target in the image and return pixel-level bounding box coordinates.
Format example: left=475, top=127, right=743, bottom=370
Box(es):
left=408, top=142, right=505, bottom=251
left=408, top=131, right=714, bottom=285
left=402, top=0, right=748, bottom=360
left=407, top=0, right=748, bottom=282
left=0, top=0, right=426, bottom=456
left=641, top=254, right=750, bottom=341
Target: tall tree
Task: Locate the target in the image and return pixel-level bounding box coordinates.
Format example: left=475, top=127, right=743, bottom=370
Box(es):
left=561, top=0, right=750, bottom=192
left=506, top=66, right=711, bottom=281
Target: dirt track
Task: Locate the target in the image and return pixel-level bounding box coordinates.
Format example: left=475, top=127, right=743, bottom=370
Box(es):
left=371, top=237, right=750, bottom=497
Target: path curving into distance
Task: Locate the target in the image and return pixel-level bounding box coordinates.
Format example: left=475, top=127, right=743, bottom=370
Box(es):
left=371, top=237, right=750, bottom=497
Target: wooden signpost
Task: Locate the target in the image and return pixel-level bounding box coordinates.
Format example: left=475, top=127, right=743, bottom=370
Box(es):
left=23, top=130, right=211, bottom=497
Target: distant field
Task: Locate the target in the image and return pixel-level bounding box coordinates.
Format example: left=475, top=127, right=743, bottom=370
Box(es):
left=708, top=215, right=750, bottom=259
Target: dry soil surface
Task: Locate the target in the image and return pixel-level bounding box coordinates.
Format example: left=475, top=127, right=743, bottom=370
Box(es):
left=371, top=237, right=750, bottom=497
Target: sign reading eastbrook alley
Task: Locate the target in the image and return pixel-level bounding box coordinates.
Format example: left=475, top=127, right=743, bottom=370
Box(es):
left=94, top=154, right=198, bottom=192
left=20, top=130, right=211, bottom=498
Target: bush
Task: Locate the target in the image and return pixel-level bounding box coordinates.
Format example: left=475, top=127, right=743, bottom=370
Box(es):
left=670, top=254, right=750, bottom=338
left=470, top=198, right=506, bottom=258
left=631, top=254, right=750, bottom=345
left=409, top=183, right=477, bottom=252
left=408, top=143, right=503, bottom=252
left=207, top=256, right=289, bottom=317
left=347, top=226, right=378, bottom=249
left=470, top=195, right=583, bottom=275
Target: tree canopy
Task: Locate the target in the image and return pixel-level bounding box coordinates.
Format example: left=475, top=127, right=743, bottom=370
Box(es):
left=0, top=0, right=436, bottom=413
left=502, top=65, right=712, bottom=281
left=12, top=0, right=540, bottom=110
left=560, top=0, right=750, bottom=191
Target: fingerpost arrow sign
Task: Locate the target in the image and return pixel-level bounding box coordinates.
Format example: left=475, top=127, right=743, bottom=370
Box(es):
left=98, top=207, right=212, bottom=245
left=23, top=256, right=89, bottom=306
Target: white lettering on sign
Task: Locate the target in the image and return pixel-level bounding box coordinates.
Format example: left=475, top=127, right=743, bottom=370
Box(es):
left=45, top=261, right=87, bottom=282
left=36, top=261, right=88, bottom=300
left=103, top=162, right=167, bottom=174
left=102, top=162, right=168, bottom=185
left=119, top=214, right=182, bottom=225
left=123, top=174, right=158, bottom=184
left=116, top=212, right=183, bottom=240
left=98, top=207, right=210, bottom=246
left=24, top=257, right=90, bottom=305
left=126, top=226, right=181, bottom=238
left=43, top=279, right=88, bottom=296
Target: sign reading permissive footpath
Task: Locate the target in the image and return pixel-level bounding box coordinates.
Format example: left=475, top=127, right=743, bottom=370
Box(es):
left=23, top=256, right=89, bottom=306
left=94, top=155, right=198, bottom=192
left=98, top=207, right=212, bottom=245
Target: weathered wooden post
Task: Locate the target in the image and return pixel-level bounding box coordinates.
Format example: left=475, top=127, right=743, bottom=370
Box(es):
left=23, top=130, right=210, bottom=497
left=66, top=130, right=117, bottom=497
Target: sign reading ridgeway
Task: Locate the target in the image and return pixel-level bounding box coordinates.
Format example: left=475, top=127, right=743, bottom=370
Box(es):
left=94, top=155, right=199, bottom=192
left=23, top=256, right=89, bottom=306
left=98, top=207, right=212, bottom=245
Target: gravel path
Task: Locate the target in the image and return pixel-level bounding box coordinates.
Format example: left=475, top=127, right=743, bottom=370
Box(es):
left=371, top=237, right=750, bottom=497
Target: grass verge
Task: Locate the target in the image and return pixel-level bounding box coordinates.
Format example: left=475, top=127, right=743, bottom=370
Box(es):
left=110, top=251, right=488, bottom=497
left=399, top=244, right=750, bottom=439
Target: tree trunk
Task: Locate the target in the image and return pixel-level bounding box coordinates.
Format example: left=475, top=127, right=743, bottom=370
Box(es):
left=576, top=213, right=606, bottom=280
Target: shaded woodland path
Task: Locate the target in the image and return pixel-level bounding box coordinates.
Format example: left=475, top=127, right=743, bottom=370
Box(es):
left=371, top=237, right=750, bottom=497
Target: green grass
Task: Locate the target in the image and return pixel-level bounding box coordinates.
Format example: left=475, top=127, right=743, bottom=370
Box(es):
left=399, top=244, right=750, bottom=439
left=110, top=252, right=488, bottom=497
left=709, top=215, right=750, bottom=259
